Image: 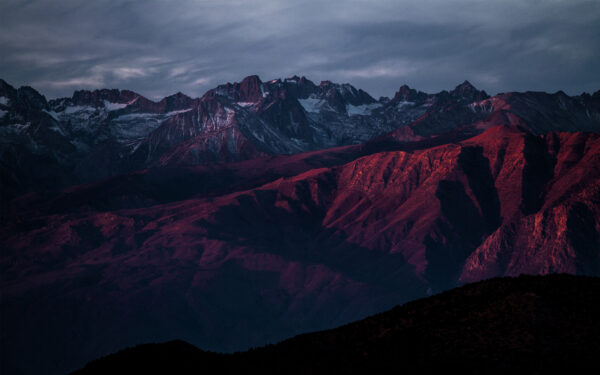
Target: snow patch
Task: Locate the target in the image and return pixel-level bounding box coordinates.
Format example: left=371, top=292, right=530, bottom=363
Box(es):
left=339, top=84, right=356, bottom=97
left=103, top=100, right=128, bottom=111
left=214, top=88, right=230, bottom=98
left=43, top=110, right=60, bottom=121
left=396, top=101, right=415, bottom=110
left=111, top=113, right=166, bottom=141
left=14, top=123, right=29, bottom=130
left=166, top=108, right=193, bottom=116
left=0, top=96, right=9, bottom=106
left=468, top=98, right=496, bottom=113
left=49, top=124, right=66, bottom=136
left=346, top=103, right=382, bottom=116
left=249, top=128, right=264, bottom=142
left=299, top=97, right=325, bottom=113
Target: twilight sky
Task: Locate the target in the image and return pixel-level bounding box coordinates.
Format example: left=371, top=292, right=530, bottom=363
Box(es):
left=1, top=0, right=599, bottom=100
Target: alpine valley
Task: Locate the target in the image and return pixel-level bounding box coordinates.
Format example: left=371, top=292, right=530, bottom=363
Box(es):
left=1, top=75, right=599, bottom=375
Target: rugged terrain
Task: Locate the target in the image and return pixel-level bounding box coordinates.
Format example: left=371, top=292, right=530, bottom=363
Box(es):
left=1, top=77, right=599, bottom=374
left=3, top=76, right=598, bottom=204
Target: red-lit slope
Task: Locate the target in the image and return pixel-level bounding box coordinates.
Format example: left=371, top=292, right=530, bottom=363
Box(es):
left=461, top=129, right=600, bottom=281
left=2, top=125, right=600, bottom=375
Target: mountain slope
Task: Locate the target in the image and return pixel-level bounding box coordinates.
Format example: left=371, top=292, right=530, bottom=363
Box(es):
left=71, top=274, right=600, bottom=375
left=2, top=125, right=600, bottom=374
left=2, top=77, right=600, bottom=374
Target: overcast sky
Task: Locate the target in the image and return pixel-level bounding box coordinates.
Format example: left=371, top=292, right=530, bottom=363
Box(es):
left=1, top=0, right=599, bottom=100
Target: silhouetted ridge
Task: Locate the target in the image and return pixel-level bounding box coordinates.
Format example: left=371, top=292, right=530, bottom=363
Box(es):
left=71, top=274, right=600, bottom=375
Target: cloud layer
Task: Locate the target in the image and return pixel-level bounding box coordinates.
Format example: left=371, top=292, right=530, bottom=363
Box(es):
left=1, top=0, right=599, bottom=99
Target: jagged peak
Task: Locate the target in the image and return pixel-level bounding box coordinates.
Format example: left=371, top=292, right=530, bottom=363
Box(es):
left=553, top=90, right=569, bottom=98
left=284, top=75, right=317, bottom=88
left=319, top=80, right=358, bottom=93
left=298, top=76, right=314, bottom=84
left=71, top=88, right=143, bottom=105
left=392, top=84, right=426, bottom=103
left=203, top=74, right=266, bottom=102
left=394, top=84, right=415, bottom=97
left=235, top=75, right=264, bottom=102
left=285, top=75, right=301, bottom=82
left=459, top=80, right=475, bottom=88
left=240, top=74, right=263, bottom=86
left=0, top=79, right=17, bottom=101
left=164, top=91, right=191, bottom=100
left=451, top=80, right=489, bottom=101
left=158, top=91, right=195, bottom=112
left=16, top=85, right=48, bottom=109
left=451, top=80, right=478, bottom=94
left=0, top=78, right=16, bottom=92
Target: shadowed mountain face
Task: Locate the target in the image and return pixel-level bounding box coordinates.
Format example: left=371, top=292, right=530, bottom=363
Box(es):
left=71, top=274, right=600, bottom=375
left=1, top=77, right=600, bottom=375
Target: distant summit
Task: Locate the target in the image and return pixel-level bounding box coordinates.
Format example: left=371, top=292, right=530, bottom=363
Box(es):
left=1, top=75, right=598, bottom=204
left=450, top=80, right=489, bottom=101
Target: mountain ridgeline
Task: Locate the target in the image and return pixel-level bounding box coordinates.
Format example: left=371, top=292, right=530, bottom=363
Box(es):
left=72, top=274, right=600, bottom=375
left=2, top=75, right=599, bottom=204
left=1, top=76, right=599, bottom=375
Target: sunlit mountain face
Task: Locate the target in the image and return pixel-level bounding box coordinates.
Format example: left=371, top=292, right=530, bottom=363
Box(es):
left=2, top=1, right=600, bottom=374
left=1, top=75, right=599, bottom=375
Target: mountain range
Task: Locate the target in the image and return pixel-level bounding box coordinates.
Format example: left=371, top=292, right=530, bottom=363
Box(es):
left=1, top=76, right=599, bottom=374
left=2, top=75, right=598, bottom=205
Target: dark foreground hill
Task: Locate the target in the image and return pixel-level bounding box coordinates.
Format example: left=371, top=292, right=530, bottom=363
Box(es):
left=72, top=274, right=600, bottom=375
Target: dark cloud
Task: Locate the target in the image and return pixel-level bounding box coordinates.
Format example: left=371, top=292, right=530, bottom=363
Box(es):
left=1, top=0, right=599, bottom=99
